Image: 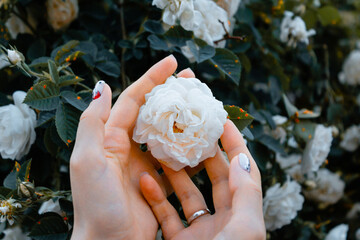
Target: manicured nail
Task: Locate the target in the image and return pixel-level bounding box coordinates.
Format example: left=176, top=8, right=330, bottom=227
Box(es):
left=92, top=80, right=105, bottom=100
left=238, top=153, right=250, bottom=173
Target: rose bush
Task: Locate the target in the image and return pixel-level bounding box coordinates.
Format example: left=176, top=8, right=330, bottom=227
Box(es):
left=133, top=76, right=227, bottom=171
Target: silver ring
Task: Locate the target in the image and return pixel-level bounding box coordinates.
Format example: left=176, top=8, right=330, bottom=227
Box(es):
left=187, top=208, right=211, bottom=225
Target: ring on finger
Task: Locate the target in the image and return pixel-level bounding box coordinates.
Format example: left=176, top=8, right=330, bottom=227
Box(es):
left=187, top=208, right=211, bottom=225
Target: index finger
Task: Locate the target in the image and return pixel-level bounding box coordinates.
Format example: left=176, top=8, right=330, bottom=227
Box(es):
left=106, top=55, right=177, bottom=131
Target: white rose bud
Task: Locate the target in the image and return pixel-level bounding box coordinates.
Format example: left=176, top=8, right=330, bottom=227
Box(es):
left=7, top=49, right=23, bottom=65
left=133, top=76, right=227, bottom=171
left=18, top=181, right=35, bottom=198
left=0, top=91, right=37, bottom=160
left=325, top=224, right=348, bottom=240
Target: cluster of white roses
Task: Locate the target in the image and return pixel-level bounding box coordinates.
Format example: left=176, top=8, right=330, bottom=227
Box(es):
left=280, top=11, right=316, bottom=48
left=152, top=0, right=241, bottom=61
left=262, top=112, right=348, bottom=232
left=4, top=0, right=78, bottom=39
left=338, top=49, right=360, bottom=86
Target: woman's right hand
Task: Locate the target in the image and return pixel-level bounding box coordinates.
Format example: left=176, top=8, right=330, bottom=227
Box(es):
left=140, top=120, right=266, bottom=240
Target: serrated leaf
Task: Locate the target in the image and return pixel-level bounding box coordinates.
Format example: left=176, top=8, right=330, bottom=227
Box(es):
left=37, top=111, right=56, bottom=127
left=294, top=121, right=316, bottom=143
left=24, top=81, right=60, bottom=111
left=18, top=159, right=32, bottom=182
left=54, top=40, right=80, bottom=64
left=60, top=91, right=88, bottom=111
left=282, top=94, right=298, bottom=117
left=48, top=60, right=59, bottom=84
left=210, top=49, right=242, bottom=85
left=58, top=75, right=84, bottom=87
left=29, top=213, right=68, bottom=240
left=186, top=39, right=215, bottom=63
left=55, top=102, right=81, bottom=144
left=224, top=105, right=254, bottom=131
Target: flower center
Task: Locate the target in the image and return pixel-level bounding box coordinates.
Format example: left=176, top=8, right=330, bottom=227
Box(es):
left=173, top=122, right=185, bottom=133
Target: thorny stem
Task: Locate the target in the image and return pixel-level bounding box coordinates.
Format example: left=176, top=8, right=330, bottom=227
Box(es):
left=119, top=0, right=128, bottom=91
left=213, top=20, right=246, bottom=45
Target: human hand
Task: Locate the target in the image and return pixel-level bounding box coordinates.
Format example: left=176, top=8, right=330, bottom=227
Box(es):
left=140, top=120, right=266, bottom=240
left=70, top=55, right=195, bottom=240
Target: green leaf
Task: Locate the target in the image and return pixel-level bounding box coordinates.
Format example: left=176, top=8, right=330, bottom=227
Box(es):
left=164, top=25, right=193, bottom=47
left=186, top=39, right=215, bottom=63
left=224, top=105, right=254, bottom=131
left=147, top=34, right=170, bottom=51
left=48, top=60, right=59, bottom=84
left=54, top=40, right=80, bottom=64
left=37, top=111, right=55, bottom=127
left=294, top=121, right=316, bottom=143
left=60, top=50, right=85, bottom=64
left=144, top=20, right=165, bottom=34
left=55, top=102, right=81, bottom=144
left=24, top=81, right=60, bottom=111
left=60, top=91, right=88, bottom=111
left=209, top=48, right=242, bottom=85
left=318, top=6, right=341, bottom=26
left=3, top=171, right=17, bottom=190
left=17, top=159, right=32, bottom=182
left=58, top=75, right=84, bottom=87
left=257, top=135, right=285, bottom=154
left=282, top=94, right=298, bottom=117
left=96, top=61, right=120, bottom=78
left=29, top=213, right=68, bottom=240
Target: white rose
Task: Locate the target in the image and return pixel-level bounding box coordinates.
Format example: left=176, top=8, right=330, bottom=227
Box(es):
left=263, top=179, right=304, bottom=231
left=5, top=8, right=36, bottom=39
left=153, top=0, right=201, bottom=31
left=325, top=224, right=348, bottom=240
left=133, top=76, right=227, bottom=171
left=346, top=202, right=360, bottom=219
left=46, top=0, right=79, bottom=31
left=287, top=136, right=299, bottom=148
left=304, top=169, right=345, bottom=205
left=338, top=49, right=360, bottom=85
left=340, top=125, right=360, bottom=152
left=0, top=91, right=36, bottom=160
left=193, top=0, right=229, bottom=47
left=280, top=11, right=316, bottom=48
left=7, top=49, right=22, bottom=65
left=272, top=115, right=288, bottom=125
left=286, top=165, right=304, bottom=182
left=2, top=226, right=31, bottom=240
left=38, top=199, right=63, bottom=216
left=276, top=153, right=301, bottom=170
left=301, top=124, right=332, bottom=174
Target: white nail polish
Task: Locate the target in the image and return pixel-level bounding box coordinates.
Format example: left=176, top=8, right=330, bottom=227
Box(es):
left=238, top=153, right=250, bottom=173
left=92, top=80, right=105, bottom=100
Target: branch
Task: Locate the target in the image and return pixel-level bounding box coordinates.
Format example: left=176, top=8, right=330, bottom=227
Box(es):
left=213, top=20, right=246, bottom=45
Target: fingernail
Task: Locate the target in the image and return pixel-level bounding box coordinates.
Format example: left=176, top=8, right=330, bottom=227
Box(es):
left=238, top=153, right=250, bottom=173
left=92, top=80, right=105, bottom=100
